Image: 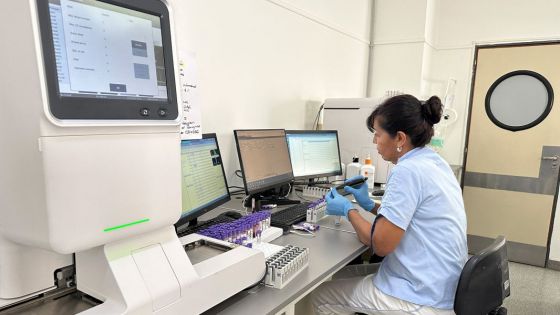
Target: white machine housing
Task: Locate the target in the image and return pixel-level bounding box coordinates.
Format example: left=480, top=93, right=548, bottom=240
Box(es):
left=0, top=0, right=266, bottom=313
left=76, top=228, right=265, bottom=315
left=323, top=98, right=394, bottom=183
left=0, top=0, right=181, bottom=301
left=0, top=0, right=184, bottom=253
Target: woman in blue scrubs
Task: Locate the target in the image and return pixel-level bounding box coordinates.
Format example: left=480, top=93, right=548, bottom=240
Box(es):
left=311, top=94, right=468, bottom=315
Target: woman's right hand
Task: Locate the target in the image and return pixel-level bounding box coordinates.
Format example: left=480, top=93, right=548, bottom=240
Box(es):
left=344, top=175, right=375, bottom=212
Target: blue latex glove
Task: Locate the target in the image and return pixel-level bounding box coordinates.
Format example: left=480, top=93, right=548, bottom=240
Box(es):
left=325, top=188, right=354, bottom=218
left=344, top=175, right=375, bottom=212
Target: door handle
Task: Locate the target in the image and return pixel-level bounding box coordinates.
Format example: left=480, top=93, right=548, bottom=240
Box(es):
left=542, top=155, right=559, bottom=161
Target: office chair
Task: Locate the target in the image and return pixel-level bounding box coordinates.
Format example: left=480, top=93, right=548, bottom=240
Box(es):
left=454, top=235, right=510, bottom=315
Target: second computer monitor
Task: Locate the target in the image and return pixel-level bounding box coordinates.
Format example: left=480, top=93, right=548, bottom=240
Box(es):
left=285, top=130, right=342, bottom=180
left=234, top=129, right=295, bottom=195
left=177, top=133, right=230, bottom=227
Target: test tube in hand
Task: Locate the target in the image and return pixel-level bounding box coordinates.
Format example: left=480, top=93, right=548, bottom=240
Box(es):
left=334, top=216, right=341, bottom=226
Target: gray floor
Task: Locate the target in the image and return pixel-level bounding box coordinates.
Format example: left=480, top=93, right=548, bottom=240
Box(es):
left=503, top=262, right=560, bottom=315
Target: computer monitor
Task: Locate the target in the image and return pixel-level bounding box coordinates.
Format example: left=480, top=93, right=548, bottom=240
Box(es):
left=285, top=130, right=343, bottom=180
left=37, top=0, right=178, bottom=120
left=234, top=129, right=295, bottom=196
left=176, top=134, right=230, bottom=228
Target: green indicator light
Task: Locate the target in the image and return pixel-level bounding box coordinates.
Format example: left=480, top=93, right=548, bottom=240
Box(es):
left=103, top=218, right=150, bottom=232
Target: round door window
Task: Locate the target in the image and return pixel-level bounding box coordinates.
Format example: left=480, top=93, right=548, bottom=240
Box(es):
left=485, top=70, right=554, bottom=131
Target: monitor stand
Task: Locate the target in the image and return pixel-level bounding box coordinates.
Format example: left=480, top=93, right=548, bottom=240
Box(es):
left=175, top=218, right=199, bottom=235
left=244, top=195, right=301, bottom=208
left=260, top=197, right=300, bottom=206
left=306, top=178, right=331, bottom=186
left=244, top=187, right=300, bottom=208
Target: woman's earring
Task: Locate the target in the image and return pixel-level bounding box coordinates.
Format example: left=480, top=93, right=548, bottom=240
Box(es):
left=397, top=146, right=402, bottom=153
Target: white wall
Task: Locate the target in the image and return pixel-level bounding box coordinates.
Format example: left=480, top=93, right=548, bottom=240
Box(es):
left=170, top=0, right=371, bottom=186
left=369, top=0, right=428, bottom=98
left=369, top=0, right=470, bottom=165
left=433, top=0, right=560, bottom=47
left=369, top=0, right=560, bottom=262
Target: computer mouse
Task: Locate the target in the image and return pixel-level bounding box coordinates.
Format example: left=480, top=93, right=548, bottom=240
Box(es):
left=221, top=211, right=243, bottom=220
left=371, top=189, right=385, bottom=197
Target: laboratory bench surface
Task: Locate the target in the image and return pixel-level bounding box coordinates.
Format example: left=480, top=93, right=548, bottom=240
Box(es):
left=202, top=197, right=370, bottom=315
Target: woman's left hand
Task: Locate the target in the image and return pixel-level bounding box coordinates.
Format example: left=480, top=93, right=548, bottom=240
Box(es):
left=325, top=188, right=354, bottom=218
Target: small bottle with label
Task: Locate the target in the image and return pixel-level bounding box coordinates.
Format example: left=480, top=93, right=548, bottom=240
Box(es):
left=345, top=156, right=361, bottom=180
left=360, top=155, right=375, bottom=191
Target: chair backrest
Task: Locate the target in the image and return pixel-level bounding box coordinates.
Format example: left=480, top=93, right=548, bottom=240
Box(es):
left=454, top=236, right=510, bottom=315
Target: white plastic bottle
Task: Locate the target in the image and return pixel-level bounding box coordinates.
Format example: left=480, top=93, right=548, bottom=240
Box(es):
left=345, top=156, right=361, bottom=180
left=360, top=155, right=375, bottom=191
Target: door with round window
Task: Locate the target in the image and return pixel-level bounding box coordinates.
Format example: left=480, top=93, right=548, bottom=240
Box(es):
left=463, top=44, right=560, bottom=268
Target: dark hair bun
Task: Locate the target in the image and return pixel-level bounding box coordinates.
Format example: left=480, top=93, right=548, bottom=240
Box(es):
left=421, top=96, right=443, bottom=125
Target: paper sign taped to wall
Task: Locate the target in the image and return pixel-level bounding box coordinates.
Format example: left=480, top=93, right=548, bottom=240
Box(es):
left=179, top=52, right=202, bottom=139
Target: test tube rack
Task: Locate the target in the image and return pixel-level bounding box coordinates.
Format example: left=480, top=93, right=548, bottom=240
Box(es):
left=306, top=198, right=327, bottom=223
left=265, top=245, right=309, bottom=289
left=302, top=186, right=330, bottom=199
left=196, top=211, right=271, bottom=248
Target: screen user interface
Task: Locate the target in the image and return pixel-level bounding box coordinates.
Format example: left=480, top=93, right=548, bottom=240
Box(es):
left=286, top=131, right=342, bottom=178
left=235, top=130, right=294, bottom=194
left=181, top=137, right=229, bottom=219
left=48, top=0, right=168, bottom=101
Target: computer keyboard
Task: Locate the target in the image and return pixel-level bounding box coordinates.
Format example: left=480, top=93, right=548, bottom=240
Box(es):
left=271, top=202, right=311, bottom=232
left=176, top=215, right=235, bottom=237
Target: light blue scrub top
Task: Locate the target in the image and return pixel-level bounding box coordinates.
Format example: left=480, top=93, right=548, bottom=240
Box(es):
left=373, top=146, right=468, bottom=309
